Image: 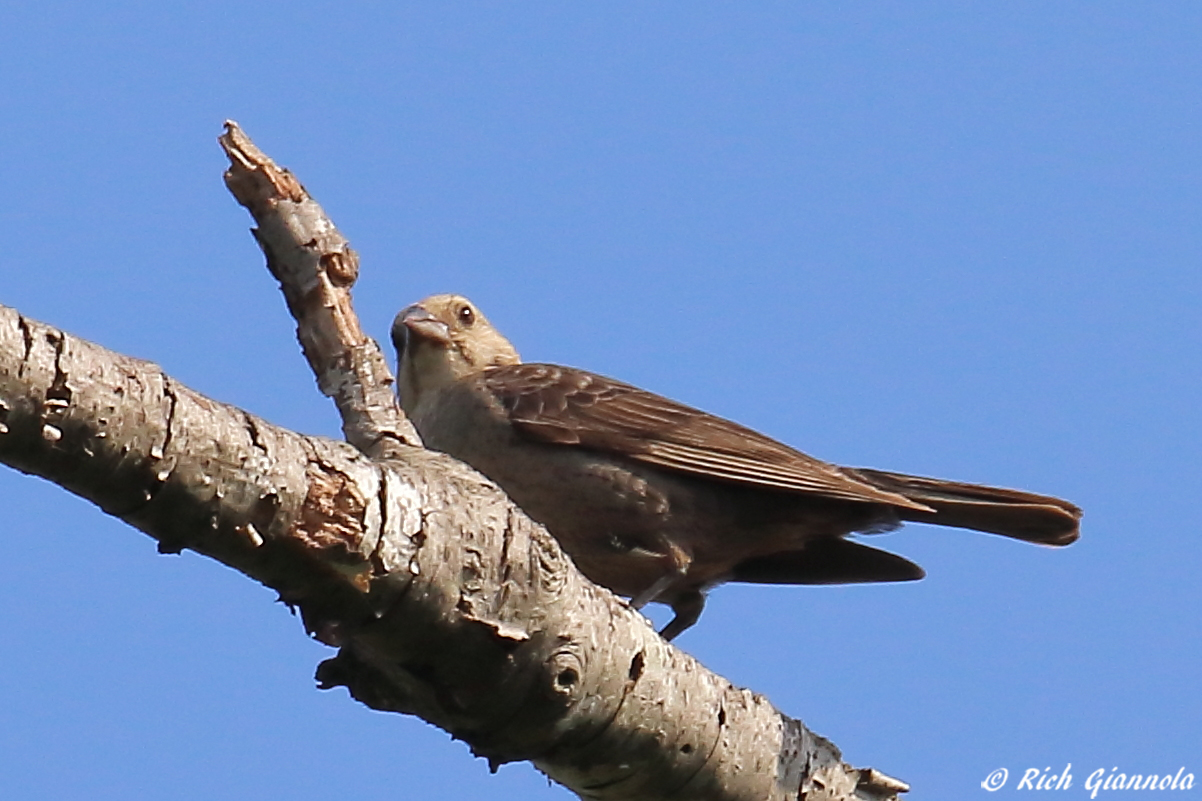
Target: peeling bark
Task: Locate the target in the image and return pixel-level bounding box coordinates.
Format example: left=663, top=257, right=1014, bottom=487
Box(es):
left=219, top=121, right=419, bottom=458
left=0, top=123, right=910, bottom=801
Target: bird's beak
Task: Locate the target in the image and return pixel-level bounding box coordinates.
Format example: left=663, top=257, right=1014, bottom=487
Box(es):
left=397, top=304, right=452, bottom=346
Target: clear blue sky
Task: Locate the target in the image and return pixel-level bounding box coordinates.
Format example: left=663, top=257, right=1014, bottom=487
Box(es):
left=2, top=4, right=1199, bottom=798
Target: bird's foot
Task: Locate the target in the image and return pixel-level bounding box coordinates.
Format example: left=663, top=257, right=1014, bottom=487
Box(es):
left=659, top=591, right=705, bottom=641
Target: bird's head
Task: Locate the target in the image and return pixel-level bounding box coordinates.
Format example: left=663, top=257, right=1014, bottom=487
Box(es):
left=391, top=294, right=521, bottom=415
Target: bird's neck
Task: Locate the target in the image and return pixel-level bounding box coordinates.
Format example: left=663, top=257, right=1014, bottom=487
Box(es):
left=399, top=345, right=468, bottom=418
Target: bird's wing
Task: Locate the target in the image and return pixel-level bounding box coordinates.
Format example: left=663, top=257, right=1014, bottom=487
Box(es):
left=478, top=363, right=931, bottom=511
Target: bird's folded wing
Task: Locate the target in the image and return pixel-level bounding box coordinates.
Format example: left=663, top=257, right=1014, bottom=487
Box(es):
left=479, top=363, right=932, bottom=511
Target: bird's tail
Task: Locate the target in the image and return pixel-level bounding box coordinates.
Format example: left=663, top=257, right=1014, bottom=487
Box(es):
left=844, top=467, right=1081, bottom=546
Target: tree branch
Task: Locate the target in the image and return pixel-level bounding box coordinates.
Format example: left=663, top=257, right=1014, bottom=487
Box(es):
left=0, top=123, right=909, bottom=801
left=219, top=121, right=419, bottom=458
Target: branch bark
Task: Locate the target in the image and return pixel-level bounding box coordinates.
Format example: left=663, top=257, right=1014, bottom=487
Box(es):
left=0, top=122, right=909, bottom=801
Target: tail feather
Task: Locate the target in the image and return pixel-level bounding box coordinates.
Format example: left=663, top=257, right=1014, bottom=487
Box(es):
left=845, top=468, right=1081, bottom=546
left=731, top=538, right=926, bottom=586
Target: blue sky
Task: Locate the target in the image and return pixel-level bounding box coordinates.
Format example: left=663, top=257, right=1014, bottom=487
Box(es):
left=1, top=3, right=1199, bottom=798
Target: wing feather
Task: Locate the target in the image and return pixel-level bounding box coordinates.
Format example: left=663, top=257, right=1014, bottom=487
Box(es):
left=479, top=364, right=932, bottom=511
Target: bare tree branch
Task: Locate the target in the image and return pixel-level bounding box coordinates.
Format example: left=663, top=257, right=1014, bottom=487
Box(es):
left=218, top=121, right=419, bottom=458
left=0, top=123, right=909, bottom=801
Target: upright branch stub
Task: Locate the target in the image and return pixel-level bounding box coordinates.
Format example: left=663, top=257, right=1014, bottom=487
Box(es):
left=218, top=120, right=420, bottom=457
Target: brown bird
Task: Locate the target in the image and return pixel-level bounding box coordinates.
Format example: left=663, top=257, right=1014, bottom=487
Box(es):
left=392, top=294, right=1081, bottom=640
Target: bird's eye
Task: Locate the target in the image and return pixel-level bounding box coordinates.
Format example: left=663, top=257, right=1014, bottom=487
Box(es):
left=458, top=304, right=475, bottom=327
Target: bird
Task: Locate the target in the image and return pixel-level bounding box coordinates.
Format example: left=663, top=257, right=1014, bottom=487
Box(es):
left=391, top=294, right=1080, bottom=640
